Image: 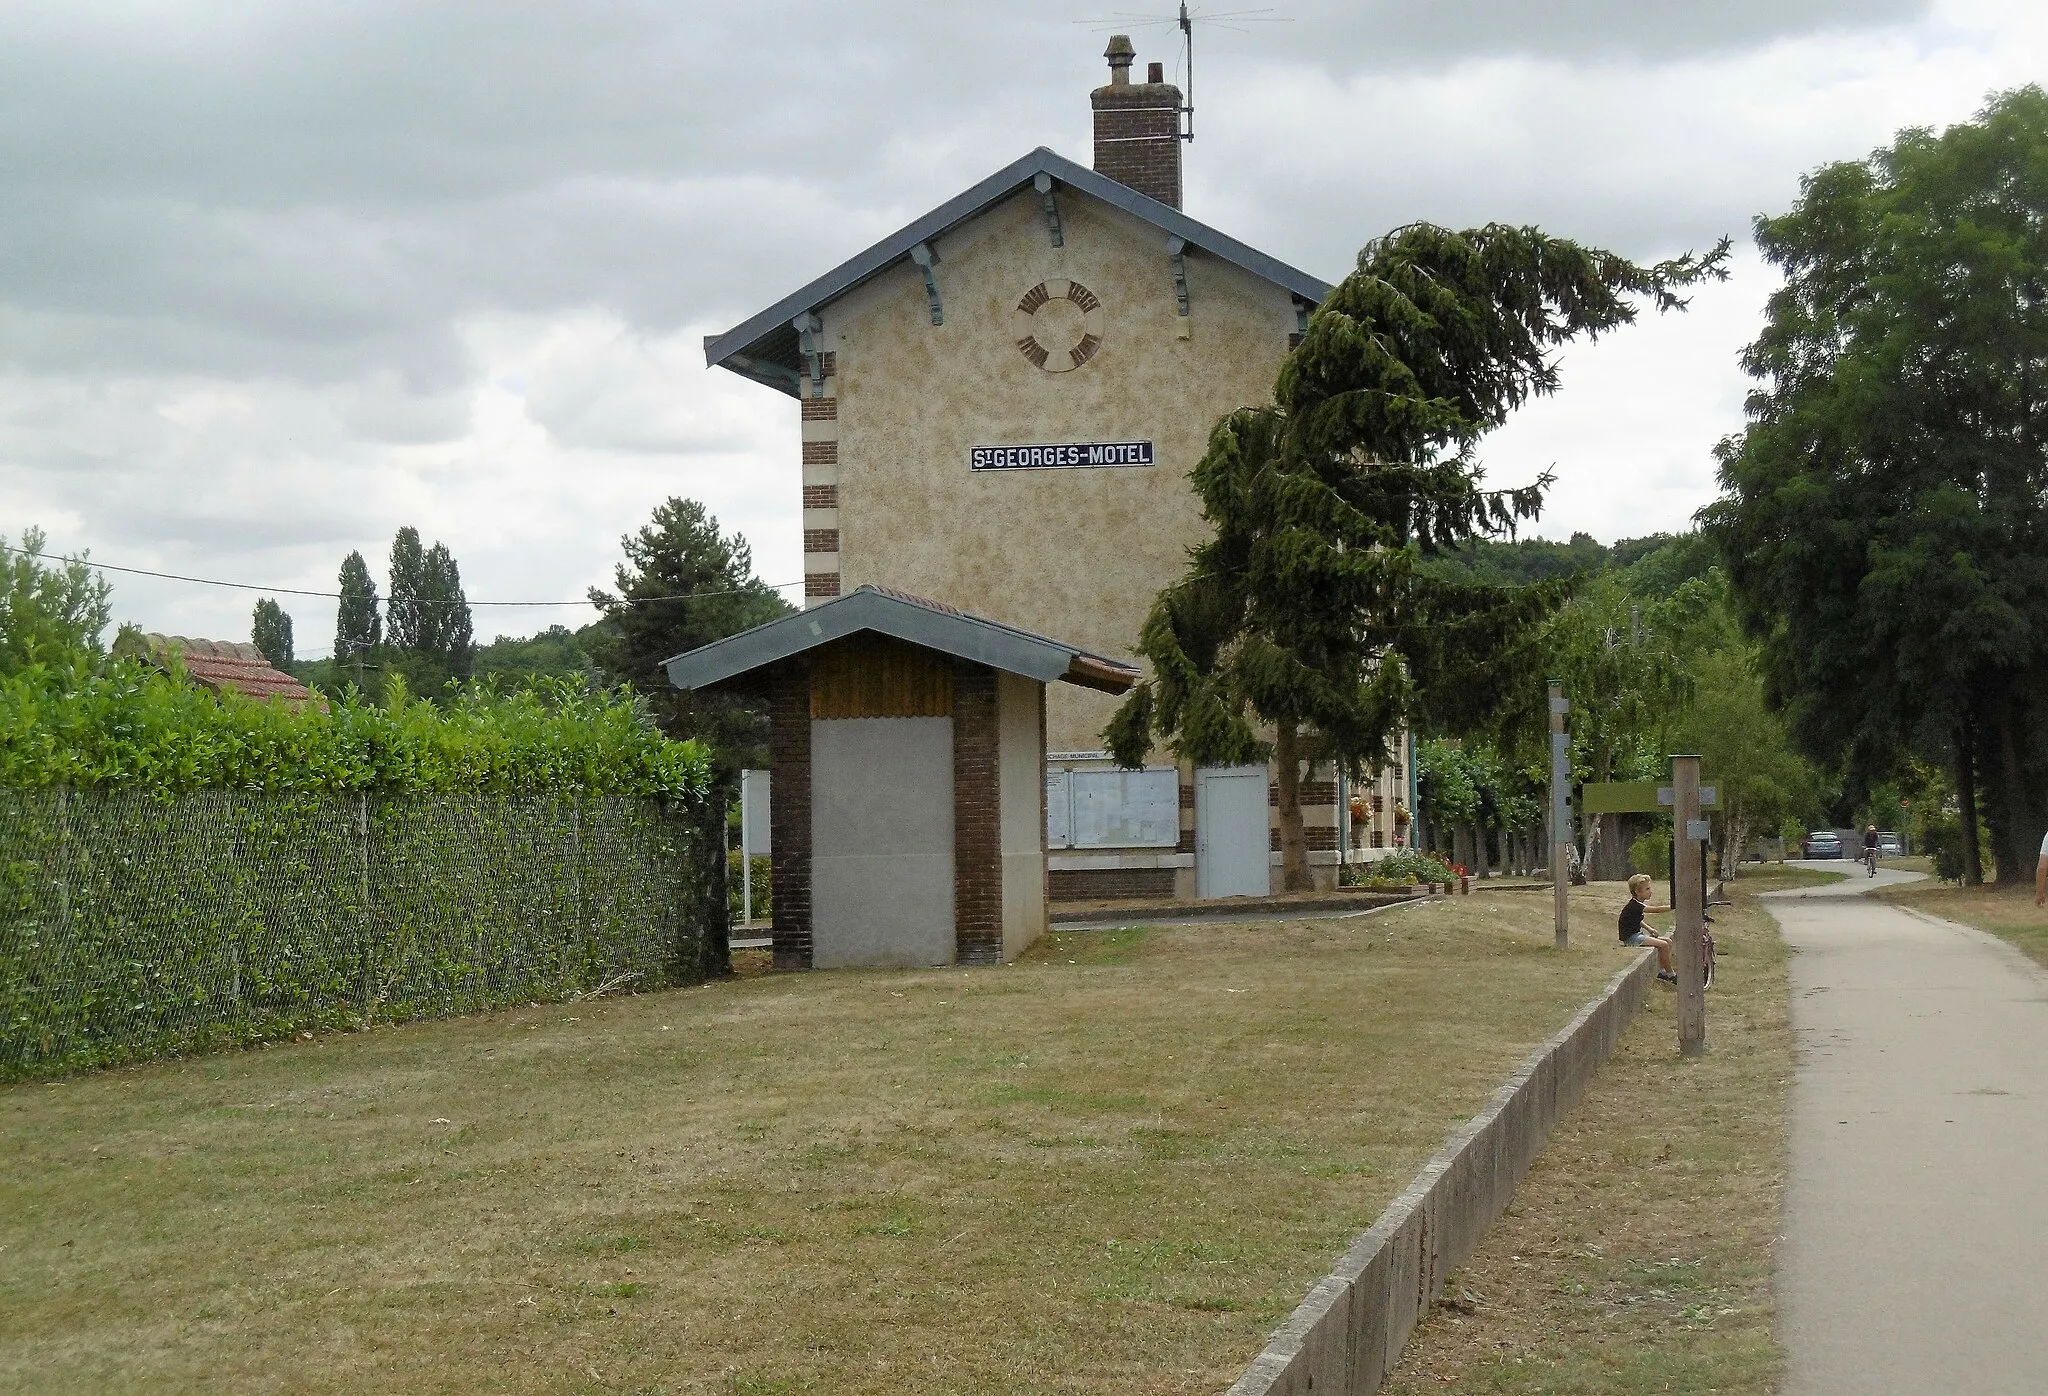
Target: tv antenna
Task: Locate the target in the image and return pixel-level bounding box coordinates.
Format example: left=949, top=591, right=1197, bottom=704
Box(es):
left=1078, top=4, right=1289, bottom=143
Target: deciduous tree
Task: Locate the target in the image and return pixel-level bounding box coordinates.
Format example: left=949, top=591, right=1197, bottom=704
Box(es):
left=250, top=598, right=294, bottom=668
left=1704, top=85, right=2048, bottom=883
left=334, top=551, right=380, bottom=664
left=0, top=527, right=111, bottom=673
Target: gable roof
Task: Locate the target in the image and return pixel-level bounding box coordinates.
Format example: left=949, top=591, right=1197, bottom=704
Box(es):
left=664, top=585, right=1141, bottom=695
left=704, top=147, right=1334, bottom=397
left=129, top=634, right=320, bottom=706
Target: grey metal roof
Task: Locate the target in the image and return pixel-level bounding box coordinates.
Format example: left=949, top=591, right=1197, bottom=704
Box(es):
left=703, top=147, right=1334, bottom=396
left=663, top=585, right=1141, bottom=694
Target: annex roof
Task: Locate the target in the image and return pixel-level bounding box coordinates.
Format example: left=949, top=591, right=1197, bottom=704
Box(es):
left=703, top=146, right=1335, bottom=396
left=664, top=585, right=1141, bottom=695
left=130, top=634, right=320, bottom=706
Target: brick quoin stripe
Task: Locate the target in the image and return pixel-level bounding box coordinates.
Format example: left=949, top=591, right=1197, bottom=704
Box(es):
left=951, top=663, right=1002, bottom=965
left=1270, top=781, right=1339, bottom=807
left=767, top=663, right=814, bottom=971
left=801, top=440, right=838, bottom=465
left=803, top=529, right=840, bottom=553
left=804, top=573, right=841, bottom=599
left=801, top=397, right=838, bottom=421
left=802, top=485, right=839, bottom=509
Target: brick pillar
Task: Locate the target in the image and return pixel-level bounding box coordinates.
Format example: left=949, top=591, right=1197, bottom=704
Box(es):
left=767, top=663, right=814, bottom=970
left=952, top=663, right=1002, bottom=965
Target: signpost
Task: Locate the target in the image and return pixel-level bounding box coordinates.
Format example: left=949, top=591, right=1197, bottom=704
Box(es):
left=1670, top=755, right=1708, bottom=1058
left=1548, top=682, right=1570, bottom=948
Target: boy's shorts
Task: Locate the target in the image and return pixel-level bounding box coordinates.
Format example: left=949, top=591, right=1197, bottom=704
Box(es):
left=1623, top=931, right=1651, bottom=947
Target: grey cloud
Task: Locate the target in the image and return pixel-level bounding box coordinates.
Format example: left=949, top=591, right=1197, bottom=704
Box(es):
left=0, top=0, right=1935, bottom=392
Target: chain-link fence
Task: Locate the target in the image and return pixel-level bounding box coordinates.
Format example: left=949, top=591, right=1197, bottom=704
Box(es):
left=0, top=786, right=725, bottom=1078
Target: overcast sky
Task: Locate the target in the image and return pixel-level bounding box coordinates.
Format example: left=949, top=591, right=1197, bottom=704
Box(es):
left=2, top=0, right=2043, bottom=657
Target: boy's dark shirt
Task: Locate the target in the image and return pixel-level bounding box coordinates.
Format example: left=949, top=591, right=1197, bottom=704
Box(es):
left=1618, top=897, right=1646, bottom=943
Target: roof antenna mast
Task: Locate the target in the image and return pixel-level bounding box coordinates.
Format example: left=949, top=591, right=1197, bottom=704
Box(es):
left=1081, top=5, right=1289, bottom=145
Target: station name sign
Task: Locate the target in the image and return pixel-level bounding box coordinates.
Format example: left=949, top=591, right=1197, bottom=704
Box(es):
left=970, top=440, right=1155, bottom=471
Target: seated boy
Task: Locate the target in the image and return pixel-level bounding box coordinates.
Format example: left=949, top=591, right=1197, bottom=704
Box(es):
left=1618, top=873, right=1678, bottom=983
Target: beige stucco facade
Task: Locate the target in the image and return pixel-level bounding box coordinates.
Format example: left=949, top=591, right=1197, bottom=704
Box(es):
left=809, top=186, right=1297, bottom=755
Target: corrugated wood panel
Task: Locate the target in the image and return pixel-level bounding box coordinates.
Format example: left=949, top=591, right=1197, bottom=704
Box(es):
left=810, top=636, right=954, bottom=718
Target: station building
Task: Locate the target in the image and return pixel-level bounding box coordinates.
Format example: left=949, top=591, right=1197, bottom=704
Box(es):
left=704, top=39, right=1414, bottom=899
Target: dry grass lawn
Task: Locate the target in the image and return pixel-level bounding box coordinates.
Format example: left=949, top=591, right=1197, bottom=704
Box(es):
left=1877, top=877, right=2048, bottom=969
left=3, top=890, right=1636, bottom=1395
left=1383, top=884, right=1792, bottom=1395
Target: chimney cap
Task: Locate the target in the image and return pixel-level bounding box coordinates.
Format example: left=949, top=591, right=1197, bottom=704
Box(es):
left=1104, top=33, right=1135, bottom=84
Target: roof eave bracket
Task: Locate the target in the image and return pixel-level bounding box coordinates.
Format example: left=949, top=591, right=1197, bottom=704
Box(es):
left=1033, top=172, right=1064, bottom=248
left=910, top=242, right=944, bottom=326
left=791, top=312, right=825, bottom=398
left=1165, top=235, right=1190, bottom=317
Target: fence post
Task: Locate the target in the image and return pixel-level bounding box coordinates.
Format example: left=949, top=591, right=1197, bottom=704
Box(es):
left=357, top=792, right=372, bottom=1018
left=55, top=786, right=72, bottom=946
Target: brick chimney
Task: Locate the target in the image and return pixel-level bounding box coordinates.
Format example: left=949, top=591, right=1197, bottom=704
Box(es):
left=1091, top=35, right=1183, bottom=208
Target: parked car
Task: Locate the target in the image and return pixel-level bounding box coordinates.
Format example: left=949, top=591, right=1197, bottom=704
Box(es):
left=1805, top=830, right=1844, bottom=859
left=1876, top=832, right=1904, bottom=858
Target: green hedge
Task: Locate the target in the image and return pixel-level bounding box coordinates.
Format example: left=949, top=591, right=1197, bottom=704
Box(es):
left=0, top=658, right=710, bottom=798
left=0, top=661, right=727, bottom=1078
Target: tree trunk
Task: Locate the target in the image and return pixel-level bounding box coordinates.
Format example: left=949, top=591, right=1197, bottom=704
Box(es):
left=1273, top=722, right=1312, bottom=892
left=1957, top=721, right=1982, bottom=886
left=1474, top=824, right=1492, bottom=879
left=1726, top=811, right=1750, bottom=882
left=1993, top=696, right=2032, bottom=886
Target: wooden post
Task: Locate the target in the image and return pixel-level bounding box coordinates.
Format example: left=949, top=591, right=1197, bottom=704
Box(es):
left=1549, top=682, right=1570, bottom=948
left=1671, top=754, right=1707, bottom=1057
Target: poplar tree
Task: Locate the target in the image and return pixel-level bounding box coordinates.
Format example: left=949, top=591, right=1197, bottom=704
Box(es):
left=424, top=541, right=473, bottom=677
left=1107, top=222, right=1727, bottom=889
left=386, top=527, right=429, bottom=654
left=250, top=597, right=294, bottom=668
left=333, top=551, right=380, bottom=662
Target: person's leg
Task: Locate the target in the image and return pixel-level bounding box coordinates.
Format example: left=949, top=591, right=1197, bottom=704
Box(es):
left=1651, top=934, right=1674, bottom=973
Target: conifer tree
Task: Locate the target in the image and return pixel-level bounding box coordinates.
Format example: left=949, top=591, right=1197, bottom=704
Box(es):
left=1107, top=222, right=1727, bottom=889
left=333, top=551, right=380, bottom=662
left=250, top=597, right=294, bottom=668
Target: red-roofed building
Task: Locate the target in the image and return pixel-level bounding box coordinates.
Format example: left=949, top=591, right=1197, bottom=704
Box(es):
left=126, top=634, right=321, bottom=707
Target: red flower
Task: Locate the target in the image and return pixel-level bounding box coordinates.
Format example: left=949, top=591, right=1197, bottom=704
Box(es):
left=1452, top=864, right=1468, bottom=877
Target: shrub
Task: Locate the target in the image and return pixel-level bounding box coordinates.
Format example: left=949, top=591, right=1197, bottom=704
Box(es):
left=1630, top=828, right=1672, bottom=878
left=1351, top=849, right=1456, bottom=885
left=728, top=852, right=772, bottom=921
left=0, top=658, right=711, bottom=798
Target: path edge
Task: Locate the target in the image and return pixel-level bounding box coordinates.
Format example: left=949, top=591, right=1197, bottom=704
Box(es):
left=1224, top=949, right=1660, bottom=1396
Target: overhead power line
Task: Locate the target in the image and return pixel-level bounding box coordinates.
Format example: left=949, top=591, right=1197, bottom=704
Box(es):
left=0, top=539, right=803, bottom=608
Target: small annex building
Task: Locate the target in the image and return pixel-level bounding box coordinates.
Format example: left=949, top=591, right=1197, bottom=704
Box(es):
left=120, top=634, right=319, bottom=706
left=665, top=586, right=1137, bottom=971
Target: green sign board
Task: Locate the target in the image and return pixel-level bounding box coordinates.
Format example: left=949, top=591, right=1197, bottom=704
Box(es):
left=1579, top=781, right=1720, bottom=814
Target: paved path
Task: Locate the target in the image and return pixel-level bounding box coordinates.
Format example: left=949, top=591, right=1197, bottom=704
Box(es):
left=1764, top=866, right=2048, bottom=1393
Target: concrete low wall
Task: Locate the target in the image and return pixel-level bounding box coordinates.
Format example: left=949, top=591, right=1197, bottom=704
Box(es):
left=1225, top=950, right=1660, bottom=1396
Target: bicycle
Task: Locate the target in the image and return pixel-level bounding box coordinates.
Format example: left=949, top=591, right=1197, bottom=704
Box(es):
left=1865, top=845, right=1879, bottom=878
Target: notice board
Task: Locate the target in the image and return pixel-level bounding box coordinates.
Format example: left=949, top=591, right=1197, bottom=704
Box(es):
left=1046, top=766, right=1179, bottom=849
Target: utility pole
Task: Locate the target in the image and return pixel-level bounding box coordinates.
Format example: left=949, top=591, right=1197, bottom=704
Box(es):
left=1671, top=754, right=1708, bottom=1057
left=1549, top=681, right=1570, bottom=948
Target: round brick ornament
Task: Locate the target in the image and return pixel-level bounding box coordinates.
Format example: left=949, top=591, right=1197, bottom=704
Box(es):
left=1012, top=279, right=1105, bottom=373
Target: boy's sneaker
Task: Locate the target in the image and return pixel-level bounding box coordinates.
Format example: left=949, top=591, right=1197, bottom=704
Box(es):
left=1657, top=970, right=1679, bottom=984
